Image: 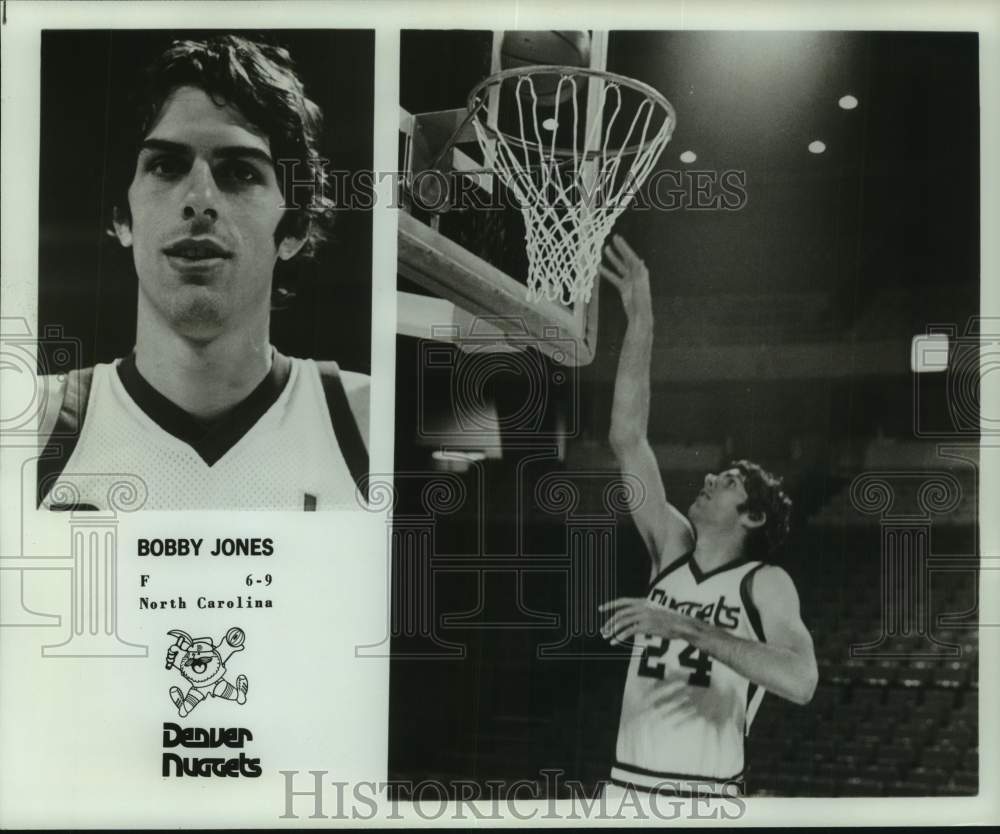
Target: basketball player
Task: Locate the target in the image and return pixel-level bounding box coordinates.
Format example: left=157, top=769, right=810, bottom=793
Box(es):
left=598, top=235, right=817, bottom=797
left=37, top=35, right=369, bottom=511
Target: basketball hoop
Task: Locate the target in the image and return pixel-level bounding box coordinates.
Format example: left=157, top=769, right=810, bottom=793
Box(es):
left=468, top=66, right=675, bottom=305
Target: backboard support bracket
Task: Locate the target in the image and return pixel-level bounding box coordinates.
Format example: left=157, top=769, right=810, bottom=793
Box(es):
left=398, top=211, right=598, bottom=366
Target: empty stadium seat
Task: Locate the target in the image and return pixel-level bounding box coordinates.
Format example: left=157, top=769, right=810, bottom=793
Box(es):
left=854, top=732, right=884, bottom=750
left=855, top=719, right=895, bottom=742
left=942, top=728, right=975, bottom=750
left=850, top=686, right=884, bottom=708
left=896, top=666, right=934, bottom=687
left=888, top=779, right=932, bottom=796
left=960, top=749, right=978, bottom=772
left=920, top=747, right=960, bottom=771
left=837, top=738, right=877, bottom=763
left=862, top=763, right=900, bottom=783
left=871, top=702, right=908, bottom=724
left=934, top=665, right=969, bottom=688
left=840, top=776, right=883, bottom=796
left=810, top=777, right=837, bottom=796
left=811, top=684, right=842, bottom=715
left=939, top=781, right=977, bottom=796
left=923, top=689, right=957, bottom=709
left=907, top=766, right=949, bottom=790
left=767, top=773, right=800, bottom=796
left=884, top=687, right=921, bottom=709
left=878, top=745, right=918, bottom=770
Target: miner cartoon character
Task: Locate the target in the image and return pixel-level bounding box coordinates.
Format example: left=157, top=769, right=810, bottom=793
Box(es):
left=165, top=627, right=248, bottom=716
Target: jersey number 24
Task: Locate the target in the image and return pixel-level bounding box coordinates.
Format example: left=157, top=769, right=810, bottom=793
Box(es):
left=637, top=638, right=712, bottom=687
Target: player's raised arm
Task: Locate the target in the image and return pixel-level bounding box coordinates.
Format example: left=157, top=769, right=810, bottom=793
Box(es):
left=602, top=235, right=694, bottom=576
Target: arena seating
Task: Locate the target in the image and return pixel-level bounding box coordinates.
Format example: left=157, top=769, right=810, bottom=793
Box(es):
left=388, top=437, right=979, bottom=798
left=748, top=436, right=978, bottom=795
left=750, top=681, right=978, bottom=795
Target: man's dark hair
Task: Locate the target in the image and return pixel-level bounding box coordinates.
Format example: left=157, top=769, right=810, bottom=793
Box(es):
left=109, top=34, right=334, bottom=257
left=732, top=459, right=792, bottom=560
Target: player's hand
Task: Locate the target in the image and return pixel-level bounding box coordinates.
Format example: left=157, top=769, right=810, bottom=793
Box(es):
left=599, top=597, right=693, bottom=645
left=166, top=646, right=186, bottom=669
left=599, top=235, right=652, bottom=322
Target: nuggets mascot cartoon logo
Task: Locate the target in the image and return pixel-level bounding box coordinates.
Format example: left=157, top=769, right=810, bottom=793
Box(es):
left=165, top=627, right=248, bottom=717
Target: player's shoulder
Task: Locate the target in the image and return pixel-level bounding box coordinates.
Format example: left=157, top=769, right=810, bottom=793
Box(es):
left=338, top=371, right=370, bottom=448
left=747, top=563, right=802, bottom=612
left=337, top=368, right=370, bottom=397
left=38, top=366, right=99, bottom=442
left=313, top=361, right=369, bottom=406
left=39, top=371, right=68, bottom=401
left=312, top=360, right=370, bottom=449
left=312, top=359, right=368, bottom=384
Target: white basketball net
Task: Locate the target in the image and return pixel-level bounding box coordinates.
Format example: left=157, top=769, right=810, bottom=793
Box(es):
left=470, top=70, right=674, bottom=305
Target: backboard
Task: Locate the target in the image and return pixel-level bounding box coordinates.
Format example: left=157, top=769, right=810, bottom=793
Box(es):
left=397, top=30, right=609, bottom=367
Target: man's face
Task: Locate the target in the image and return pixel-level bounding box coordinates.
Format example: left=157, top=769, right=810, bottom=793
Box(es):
left=689, top=467, right=757, bottom=532
left=114, top=85, right=303, bottom=340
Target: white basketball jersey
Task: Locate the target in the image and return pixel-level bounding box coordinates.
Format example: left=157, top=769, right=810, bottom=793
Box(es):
left=42, top=358, right=359, bottom=511
left=612, top=553, right=767, bottom=796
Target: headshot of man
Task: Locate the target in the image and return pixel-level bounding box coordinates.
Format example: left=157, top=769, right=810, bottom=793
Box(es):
left=36, top=32, right=372, bottom=511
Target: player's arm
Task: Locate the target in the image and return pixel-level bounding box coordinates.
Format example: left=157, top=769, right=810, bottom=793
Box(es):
left=601, top=566, right=818, bottom=705
left=602, top=235, right=694, bottom=575
left=340, top=370, right=370, bottom=451
left=38, top=374, right=65, bottom=447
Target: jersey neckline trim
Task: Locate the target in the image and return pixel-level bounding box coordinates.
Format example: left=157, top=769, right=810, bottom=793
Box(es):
left=648, top=551, right=693, bottom=590
left=116, top=350, right=292, bottom=466
left=688, top=554, right=754, bottom=584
